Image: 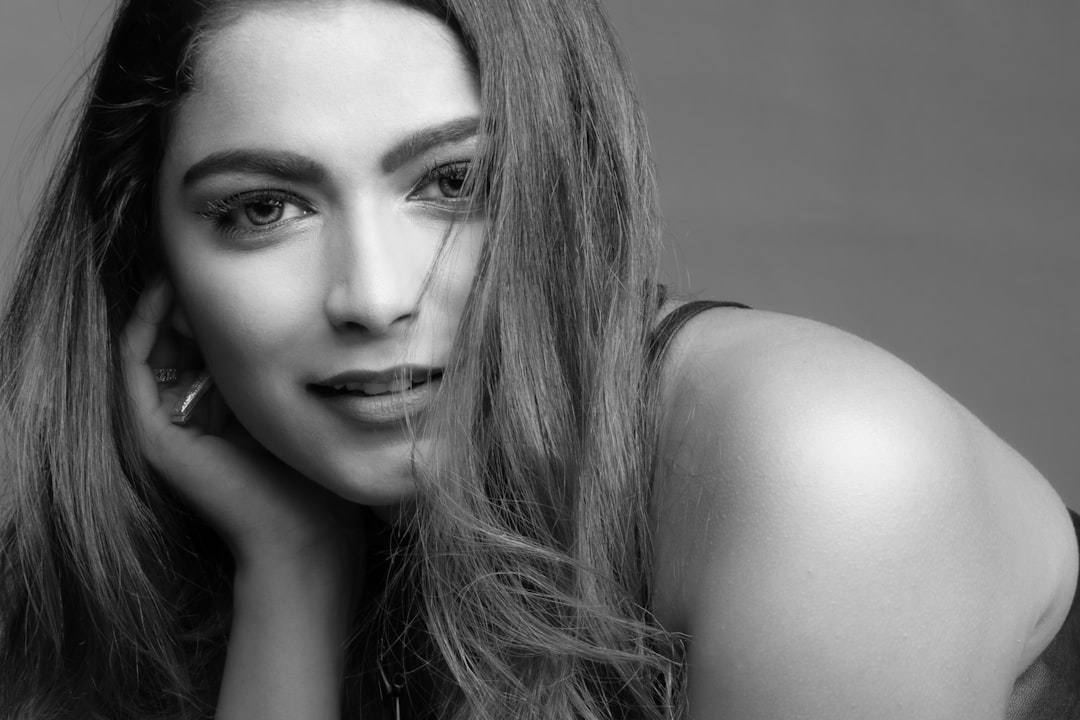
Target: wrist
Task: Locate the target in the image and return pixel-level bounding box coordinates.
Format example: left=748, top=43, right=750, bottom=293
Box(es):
left=230, top=550, right=355, bottom=670
left=219, top=536, right=356, bottom=720
left=233, top=537, right=359, bottom=602
left=232, top=521, right=362, bottom=576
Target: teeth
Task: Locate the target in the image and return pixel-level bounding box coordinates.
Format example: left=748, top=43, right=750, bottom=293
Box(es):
left=331, top=378, right=413, bottom=395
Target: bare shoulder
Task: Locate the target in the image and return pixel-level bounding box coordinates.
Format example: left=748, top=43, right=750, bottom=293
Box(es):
left=649, top=306, right=1078, bottom=719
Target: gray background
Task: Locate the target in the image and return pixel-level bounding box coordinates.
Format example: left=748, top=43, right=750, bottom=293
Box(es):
left=2, top=2, right=1078, bottom=507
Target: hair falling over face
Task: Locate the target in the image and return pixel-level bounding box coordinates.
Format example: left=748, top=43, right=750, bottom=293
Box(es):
left=0, top=1, right=682, bottom=719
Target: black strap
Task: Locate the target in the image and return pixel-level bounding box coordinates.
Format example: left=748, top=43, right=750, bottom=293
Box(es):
left=646, top=299, right=750, bottom=371
left=1065, top=509, right=1080, bottom=625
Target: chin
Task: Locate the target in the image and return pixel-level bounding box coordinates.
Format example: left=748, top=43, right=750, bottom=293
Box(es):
left=335, top=475, right=418, bottom=507
left=308, top=450, right=421, bottom=507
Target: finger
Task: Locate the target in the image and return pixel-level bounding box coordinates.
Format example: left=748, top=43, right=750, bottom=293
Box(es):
left=123, top=277, right=173, bottom=364
left=123, top=278, right=173, bottom=412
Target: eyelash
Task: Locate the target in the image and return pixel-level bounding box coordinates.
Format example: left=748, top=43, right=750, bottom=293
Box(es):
left=197, top=188, right=314, bottom=241
left=408, top=160, right=477, bottom=209
left=196, top=160, right=478, bottom=241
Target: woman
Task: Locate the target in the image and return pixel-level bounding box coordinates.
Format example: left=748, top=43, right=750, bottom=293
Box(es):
left=1, top=0, right=1077, bottom=718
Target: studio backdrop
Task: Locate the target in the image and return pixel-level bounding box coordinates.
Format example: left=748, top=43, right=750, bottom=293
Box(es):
left=2, top=1, right=1078, bottom=506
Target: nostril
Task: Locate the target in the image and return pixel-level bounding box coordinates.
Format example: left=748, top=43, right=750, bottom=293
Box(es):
left=323, top=286, right=418, bottom=335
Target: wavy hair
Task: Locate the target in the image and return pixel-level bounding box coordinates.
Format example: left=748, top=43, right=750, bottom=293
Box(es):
left=0, top=1, right=680, bottom=718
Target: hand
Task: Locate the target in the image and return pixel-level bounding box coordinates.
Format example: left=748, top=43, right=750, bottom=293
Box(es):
left=122, top=278, right=363, bottom=574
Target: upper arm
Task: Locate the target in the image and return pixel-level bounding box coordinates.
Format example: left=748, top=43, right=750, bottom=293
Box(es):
left=650, top=309, right=1077, bottom=720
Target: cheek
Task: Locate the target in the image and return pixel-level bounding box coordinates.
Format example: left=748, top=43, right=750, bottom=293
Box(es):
left=173, top=262, right=313, bottom=452
left=410, top=224, right=483, bottom=347
left=170, top=252, right=320, bottom=373
left=429, top=224, right=484, bottom=302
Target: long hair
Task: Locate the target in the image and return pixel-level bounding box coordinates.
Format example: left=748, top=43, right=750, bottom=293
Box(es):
left=0, top=1, right=679, bottom=718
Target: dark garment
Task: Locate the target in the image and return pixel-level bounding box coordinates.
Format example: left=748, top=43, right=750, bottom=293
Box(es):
left=648, top=299, right=1080, bottom=718
left=645, top=298, right=750, bottom=369
left=1006, top=509, right=1080, bottom=719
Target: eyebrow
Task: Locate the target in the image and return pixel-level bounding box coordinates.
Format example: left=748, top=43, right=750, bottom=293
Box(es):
left=181, top=149, right=326, bottom=188
left=181, top=116, right=481, bottom=188
left=379, top=116, right=480, bottom=174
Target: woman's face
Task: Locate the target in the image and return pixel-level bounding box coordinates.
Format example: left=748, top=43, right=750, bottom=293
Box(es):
left=157, top=1, right=483, bottom=505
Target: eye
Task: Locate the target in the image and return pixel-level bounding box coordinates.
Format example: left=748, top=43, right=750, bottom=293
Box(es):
left=437, top=172, right=465, bottom=199
left=409, top=161, right=473, bottom=204
left=199, top=189, right=314, bottom=233
left=242, top=198, right=291, bottom=226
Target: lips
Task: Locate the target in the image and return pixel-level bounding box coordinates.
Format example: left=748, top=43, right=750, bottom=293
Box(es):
left=308, top=366, right=443, bottom=425
left=324, top=372, right=441, bottom=397
left=311, top=366, right=443, bottom=396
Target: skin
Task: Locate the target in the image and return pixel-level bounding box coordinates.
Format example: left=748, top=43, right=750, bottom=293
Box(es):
left=122, top=2, right=1080, bottom=718
left=649, top=307, right=1078, bottom=718
left=157, top=0, right=484, bottom=509
left=128, top=4, right=484, bottom=716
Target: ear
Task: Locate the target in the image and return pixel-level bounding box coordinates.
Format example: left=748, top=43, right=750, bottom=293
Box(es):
left=170, top=303, right=195, bottom=339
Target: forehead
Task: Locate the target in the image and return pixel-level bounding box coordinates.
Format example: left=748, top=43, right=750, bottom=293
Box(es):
left=194, top=1, right=469, bottom=72
left=164, top=2, right=477, bottom=171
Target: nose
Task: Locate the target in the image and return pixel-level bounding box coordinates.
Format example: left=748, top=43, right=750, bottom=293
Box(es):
left=322, top=204, right=424, bottom=335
